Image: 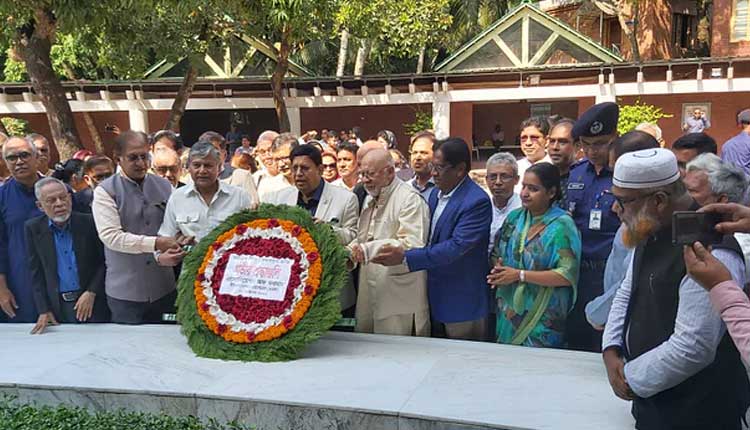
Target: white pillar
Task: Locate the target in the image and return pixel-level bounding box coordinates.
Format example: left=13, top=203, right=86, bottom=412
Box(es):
left=287, top=106, right=301, bottom=136
left=595, top=94, right=616, bottom=104
left=432, top=98, right=450, bottom=139
left=128, top=105, right=149, bottom=132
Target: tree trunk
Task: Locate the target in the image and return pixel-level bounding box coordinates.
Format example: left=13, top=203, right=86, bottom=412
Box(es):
left=62, top=64, right=103, bottom=153
left=271, top=28, right=292, bottom=132
left=617, top=2, right=641, bottom=63
left=165, top=62, right=198, bottom=132
left=16, top=9, right=82, bottom=160
left=353, top=39, right=371, bottom=77
left=416, top=46, right=426, bottom=74
left=0, top=119, right=8, bottom=136
left=336, top=29, right=349, bottom=78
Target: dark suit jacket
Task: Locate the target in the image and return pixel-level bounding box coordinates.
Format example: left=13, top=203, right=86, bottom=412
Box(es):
left=405, top=178, right=492, bottom=323
left=25, top=212, right=108, bottom=321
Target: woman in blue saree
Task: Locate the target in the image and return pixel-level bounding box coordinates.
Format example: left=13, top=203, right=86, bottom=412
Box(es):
left=488, top=163, right=581, bottom=348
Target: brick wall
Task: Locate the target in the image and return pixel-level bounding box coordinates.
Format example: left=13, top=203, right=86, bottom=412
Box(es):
left=712, top=0, right=750, bottom=57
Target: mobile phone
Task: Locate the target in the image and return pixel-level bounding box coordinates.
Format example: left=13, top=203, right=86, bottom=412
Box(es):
left=672, top=211, right=723, bottom=246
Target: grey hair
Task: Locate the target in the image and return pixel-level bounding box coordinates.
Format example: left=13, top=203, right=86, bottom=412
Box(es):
left=2, top=136, right=38, bottom=160
left=635, top=122, right=663, bottom=142
left=257, top=130, right=279, bottom=144
left=486, top=152, right=518, bottom=176
left=188, top=141, right=221, bottom=163
left=687, top=153, right=748, bottom=203
left=26, top=133, right=48, bottom=146
left=34, top=177, right=67, bottom=200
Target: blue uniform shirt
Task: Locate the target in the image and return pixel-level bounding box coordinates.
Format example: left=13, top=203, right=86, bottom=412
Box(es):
left=563, top=160, right=620, bottom=262
left=48, top=219, right=81, bottom=293
left=0, top=178, right=44, bottom=322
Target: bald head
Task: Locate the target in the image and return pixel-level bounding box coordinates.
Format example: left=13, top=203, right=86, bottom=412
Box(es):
left=360, top=148, right=395, bottom=196
left=257, top=130, right=279, bottom=145
left=357, top=140, right=384, bottom=164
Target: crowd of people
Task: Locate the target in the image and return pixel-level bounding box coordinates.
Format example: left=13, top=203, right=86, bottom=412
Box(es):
left=4, top=103, right=750, bottom=428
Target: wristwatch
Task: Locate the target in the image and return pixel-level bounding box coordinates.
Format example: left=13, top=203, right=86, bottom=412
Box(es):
left=519, top=270, right=526, bottom=283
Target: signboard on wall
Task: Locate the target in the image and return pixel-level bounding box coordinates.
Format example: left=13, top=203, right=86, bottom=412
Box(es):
left=530, top=103, right=552, bottom=118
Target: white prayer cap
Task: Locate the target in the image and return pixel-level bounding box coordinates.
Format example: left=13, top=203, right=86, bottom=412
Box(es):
left=613, top=148, right=680, bottom=189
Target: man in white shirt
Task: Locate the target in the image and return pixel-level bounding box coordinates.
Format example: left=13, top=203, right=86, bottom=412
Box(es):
left=156, top=141, right=251, bottom=267
left=197, top=131, right=260, bottom=206
left=258, top=133, right=298, bottom=201
left=252, top=130, right=279, bottom=187
left=485, top=152, right=521, bottom=252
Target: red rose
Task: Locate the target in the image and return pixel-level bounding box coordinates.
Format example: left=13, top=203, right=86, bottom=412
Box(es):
left=307, top=252, right=319, bottom=263
left=291, top=225, right=302, bottom=237
left=218, top=324, right=227, bottom=333
left=268, top=218, right=280, bottom=227
left=236, top=224, right=248, bottom=234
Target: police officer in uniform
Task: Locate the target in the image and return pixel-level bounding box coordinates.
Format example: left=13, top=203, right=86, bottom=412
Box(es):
left=563, top=102, right=620, bottom=352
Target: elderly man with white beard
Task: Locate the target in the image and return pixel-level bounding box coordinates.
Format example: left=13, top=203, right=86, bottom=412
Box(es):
left=603, top=148, right=750, bottom=430
left=349, top=148, right=431, bottom=336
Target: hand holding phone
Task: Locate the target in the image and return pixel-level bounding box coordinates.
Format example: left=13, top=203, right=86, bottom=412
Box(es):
left=672, top=211, right=723, bottom=246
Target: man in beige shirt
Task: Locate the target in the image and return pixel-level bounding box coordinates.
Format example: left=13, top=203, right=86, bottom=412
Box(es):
left=350, top=149, right=431, bottom=336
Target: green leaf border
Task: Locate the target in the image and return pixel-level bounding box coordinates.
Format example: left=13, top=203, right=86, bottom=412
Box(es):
left=176, top=203, right=347, bottom=362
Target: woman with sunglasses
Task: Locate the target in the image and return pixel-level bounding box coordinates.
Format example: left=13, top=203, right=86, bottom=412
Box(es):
left=515, top=117, right=552, bottom=194
left=321, top=150, right=339, bottom=183
left=488, top=162, right=581, bottom=348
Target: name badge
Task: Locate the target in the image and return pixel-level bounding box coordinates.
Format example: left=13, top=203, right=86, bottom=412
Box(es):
left=589, top=209, right=602, bottom=231
left=568, top=182, right=585, bottom=190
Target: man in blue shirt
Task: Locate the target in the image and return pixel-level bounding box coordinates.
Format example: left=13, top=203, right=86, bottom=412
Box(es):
left=563, top=102, right=621, bottom=352
left=26, top=177, right=109, bottom=334
left=372, top=137, right=492, bottom=341
left=0, top=136, right=44, bottom=322
left=682, top=108, right=711, bottom=134
left=721, top=109, right=750, bottom=175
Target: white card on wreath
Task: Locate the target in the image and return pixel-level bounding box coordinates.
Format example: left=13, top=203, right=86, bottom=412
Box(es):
left=219, top=254, right=294, bottom=301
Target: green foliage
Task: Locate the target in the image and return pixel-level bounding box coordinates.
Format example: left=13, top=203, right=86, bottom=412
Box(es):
left=403, top=108, right=434, bottom=137
left=0, top=396, right=254, bottom=430
left=1, top=117, right=30, bottom=136
left=617, top=99, right=673, bottom=135
left=177, top=204, right=348, bottom=362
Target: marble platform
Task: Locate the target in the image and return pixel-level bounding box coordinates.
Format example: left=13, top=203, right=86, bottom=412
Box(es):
left=0, top=324, right=634, bottom=430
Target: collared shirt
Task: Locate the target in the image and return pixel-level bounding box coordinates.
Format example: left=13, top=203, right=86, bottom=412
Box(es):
left=721, top=132, right=750, bottom=176
left=489, top=193, right=521, bottom=253
left=407, top=175, right=436, bottom=202
left=602, top=247, right=745, bottom=398
left=48, top=219, right=81, bottom=293
left=431, top=178, right=465, bottom=241
left=684, top=116, right=710, bottom=133
left=297, top=180, right=325, bottom=217
left=92, top=173, right=160, bottom=254
left=158, top=181, right=251, bottom=241
left=585, top=225, right=632, bottom=327
left=0, top=178, right=44, bottom=322
left=258, top=173, right=294, bottom=202
left=515, top=154, right=552, bottom=194
left=563, top=160, right=620, bottom=261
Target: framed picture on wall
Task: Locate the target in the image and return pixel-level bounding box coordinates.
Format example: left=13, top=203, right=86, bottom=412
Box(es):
left=681, top=102, right=711, bottom=126
left=530, top=103, right=552, bottom=118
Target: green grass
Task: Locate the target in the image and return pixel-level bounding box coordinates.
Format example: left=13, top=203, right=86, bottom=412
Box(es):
left=0, top=396, right=254, bottom=430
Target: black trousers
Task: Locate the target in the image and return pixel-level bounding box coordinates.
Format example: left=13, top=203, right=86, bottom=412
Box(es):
left=566, top=261, right=604, bottom=352
left=106, top=290, right=177, bottom=325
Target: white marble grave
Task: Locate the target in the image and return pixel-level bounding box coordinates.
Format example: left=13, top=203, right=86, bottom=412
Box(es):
left=0, top=324, right=634, bottom=429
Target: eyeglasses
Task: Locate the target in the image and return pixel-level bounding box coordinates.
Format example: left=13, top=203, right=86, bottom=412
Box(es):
left=273, top=156, right=291, bottom=163
left=126, top=153, right=150, bottom=163
left=154, top=166, right=180, bottom=175
left=322, top=163, right=337, bottom=169
left=487, top=173, right=516, bottom=183
left=613, top=191, right=666, bottom=209
left=92, top=173, right=113, bottom=182
left=548, top=138, right=573, bottom=145
left=358, top=170, right=379, bottom=180
left=429, top=162, right=452, bottom=174
left=4, top=151, right=33, bottom=163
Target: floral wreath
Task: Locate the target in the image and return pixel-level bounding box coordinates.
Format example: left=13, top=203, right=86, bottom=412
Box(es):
left=177, top=204, right=347, bottom=362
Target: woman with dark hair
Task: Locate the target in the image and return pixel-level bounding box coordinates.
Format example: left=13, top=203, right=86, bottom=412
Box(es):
left=516, top=116, right=552, bottom=193
left=488, top=162, right=581, bottom=348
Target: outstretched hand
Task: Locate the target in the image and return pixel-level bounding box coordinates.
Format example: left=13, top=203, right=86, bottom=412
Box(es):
left=684, top=241, right=732, bottom=291
left=370, top=244, right=405, bottom=266
left=700, top=203, right=750, bottom=234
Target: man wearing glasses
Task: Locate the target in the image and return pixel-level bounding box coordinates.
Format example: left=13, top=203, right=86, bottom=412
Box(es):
left=92, top=131, right=179, bottom=324
left=27, top=133, right=53, bottom=176
left=152, top=148, right=184, bottom=189
left=71, top=155, right=116, bottom=213
left=484, top=152, right=521, bottom=253
left=546, top=118, right=580, bottom=205
left=0, top=137, right=45, bottom=322
left=563, top=102, right=621, bottom=352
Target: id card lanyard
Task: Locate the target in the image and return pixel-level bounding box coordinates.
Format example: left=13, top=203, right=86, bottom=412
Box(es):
left=589, top=190, right=609, bottom=231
